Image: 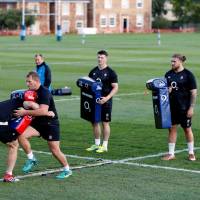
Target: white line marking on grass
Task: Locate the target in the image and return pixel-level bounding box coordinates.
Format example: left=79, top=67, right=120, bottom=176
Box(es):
left=0, top=161, right=112, bottom=182
left=118, top=162, right=200, bottom=174
left=19, top=148, right=111, bottom=161
left=120, top=147, right=200, bottom=162
left=9, top=147, right=200, bottom=181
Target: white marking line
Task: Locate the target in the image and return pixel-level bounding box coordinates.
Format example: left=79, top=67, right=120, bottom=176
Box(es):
left=5, top=147, right=199, bottom=182
left=120, top=147, right=200, bottom=162
left=0, top=161, right=112, bottom=182
left=118, top=162, right=200, bottom=174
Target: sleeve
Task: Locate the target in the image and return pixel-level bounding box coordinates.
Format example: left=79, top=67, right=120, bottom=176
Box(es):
left=110, top=69, right=118, bottom=83
left=188, top=71, right=197, bottom=90
left=44, top=65, right=51, bottom=88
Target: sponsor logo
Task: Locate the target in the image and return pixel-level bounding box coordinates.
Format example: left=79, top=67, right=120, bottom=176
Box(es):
left=82, top=92, right=93, bottom=99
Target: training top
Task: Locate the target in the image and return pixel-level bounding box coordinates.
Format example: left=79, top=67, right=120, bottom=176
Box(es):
left=165, top=68, right=197, bottom=111
left=36, top=62, right=51, bottom=90
left=33, top=85, right=58, bottom=124
left=89, top=66, right=118, bottom=97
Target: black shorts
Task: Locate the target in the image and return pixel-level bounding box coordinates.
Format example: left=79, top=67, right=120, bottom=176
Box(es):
left=171, top=109, right=192, bottom=128
left=0, top=124, right=18, bottom=144
left=31, top=119, right=60, bottom=141
left=101, top=101, right=112, bottom=122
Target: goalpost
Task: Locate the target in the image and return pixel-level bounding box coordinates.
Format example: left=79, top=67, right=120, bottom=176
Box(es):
left=20, top=0, right=62, bottom=41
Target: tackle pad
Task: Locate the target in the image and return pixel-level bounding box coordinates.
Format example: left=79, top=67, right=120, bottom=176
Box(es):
left=146, top=78, right=171, bottom=129
left=77, top=77, right=102, bottom=123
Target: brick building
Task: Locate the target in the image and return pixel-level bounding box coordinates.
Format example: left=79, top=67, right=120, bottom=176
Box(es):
left=0, top=0, right=152, bottom=34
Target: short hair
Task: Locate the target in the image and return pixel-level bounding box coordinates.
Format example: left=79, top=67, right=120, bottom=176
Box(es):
left=26, top=71, right=40, bottom=81
left=34, top=54, right=43, bottom=58
left=97, top=50, right=108, bottom=57
left=172, top=54, right=186, bottom=62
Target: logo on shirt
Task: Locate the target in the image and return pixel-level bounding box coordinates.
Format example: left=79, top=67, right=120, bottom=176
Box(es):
left=171, top=81, right=178, bottom=90
left=96, top=78, right=101, bottom=82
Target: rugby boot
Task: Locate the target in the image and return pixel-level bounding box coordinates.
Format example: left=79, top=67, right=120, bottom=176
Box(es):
left=161, top=154, right=175, bottom=161
left=96, top=145, right=108, bottom=153
left=86, top=144, right=100, bottom=151
left=56, top=170, right=72, bottom=179
left=188, top=154, right=196, bottom=161
left=3, top=173, right=19, bottom=183
left=22, top=157, right=38, bottom=173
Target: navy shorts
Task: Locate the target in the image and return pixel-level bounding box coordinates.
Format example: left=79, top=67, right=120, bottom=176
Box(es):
left=171, top=110, right=192, bottom=128
left=101, top=101, right=112, bottom=122
left=31, top=119, right=60, bottom=141
left=0, top=124, right=18, bottom=144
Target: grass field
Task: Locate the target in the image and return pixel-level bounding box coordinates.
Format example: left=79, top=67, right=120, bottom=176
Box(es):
left=0, top=33, right=200, bottom=200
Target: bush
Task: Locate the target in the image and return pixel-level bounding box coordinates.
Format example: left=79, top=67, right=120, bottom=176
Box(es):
left=152, top=17, right=172, bottom=29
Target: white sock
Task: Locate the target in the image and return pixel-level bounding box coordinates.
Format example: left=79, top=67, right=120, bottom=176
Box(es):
left=95, top=139, right=100, bottom=146
left=168, top=143, right=175, bottom=155
left=27, top=152, right=34, bottom=160
left=102, top=141, right=108, bottom=150
left=64, top=165, right=70, bottom=171
left=187, top=142, right=194, bottom=154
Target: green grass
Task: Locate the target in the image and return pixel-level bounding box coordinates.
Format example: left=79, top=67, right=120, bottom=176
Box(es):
left=0, top=33, right=200, bottom=199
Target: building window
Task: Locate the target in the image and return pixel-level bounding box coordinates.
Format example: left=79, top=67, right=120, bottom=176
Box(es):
left=76, top=3, right=84, bottom=16
left=136, top=14, right=144, bottom=27
left=27, top=3, right=39, bottom=14
left=62, top=20, right=70, bottom=33
left=109, top=15, right=116, bottom=27
left=136, top=0, right=143, bottom=8
left=104, top=0, right=112, bottom=9
left=76, top=20, right=84, bottom=29
left=62, top=2, right=69, bottom=16
left=100, top=15, right=107, bottom=27
left=121, top=0, right=129, bottom=9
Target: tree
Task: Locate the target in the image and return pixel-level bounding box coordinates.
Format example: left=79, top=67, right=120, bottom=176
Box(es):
left=170, top=0, right=200, bottom=25
left=152, top=0, right=168, bottom=17
left=0, top=9, right=35, bottom=30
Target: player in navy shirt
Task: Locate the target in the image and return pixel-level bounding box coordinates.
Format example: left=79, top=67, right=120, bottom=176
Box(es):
left=86, top=50, right=118, bottom=153
left=15, top=71, right=72, bottom=179
left=162, top=54, right=197, bottom=161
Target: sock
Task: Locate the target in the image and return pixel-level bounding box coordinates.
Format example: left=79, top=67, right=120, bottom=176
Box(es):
left=95, top=139, right=100, bottom=146
left=6, top=171, right=12, bottom=175
left=187, top=142, right=194, bottom=154
left=168, top=143, right=175, bottom=156
left=27, top=152, right=34, bottom=160
left=64, top=165, right=70, bottom=171
left=102, top=141, right=108, bottom=150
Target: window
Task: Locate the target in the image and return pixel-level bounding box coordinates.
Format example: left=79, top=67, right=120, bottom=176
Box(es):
left=100, top=15, right=107, bottom=27
left=62, top=20, right=70, bottom=33
left=136, top=0, right=143, bottom=8
left=76, top=20, right=84, bottom=29
left=121, top=0, right=129, bottom=9
left=76, top=3, right=84, bottom=16
left=104, top=0, right=112, bottom=9
left=62, top=2, right=69, bottom=16
left=109, top=15, right=116, bottom=27
left=27, top=3, right=39, bottom=14
left=136, top=14, right=143, bottom=27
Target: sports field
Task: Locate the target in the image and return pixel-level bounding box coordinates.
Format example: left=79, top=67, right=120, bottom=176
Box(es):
left=0, top=33, right=200, bottom=200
